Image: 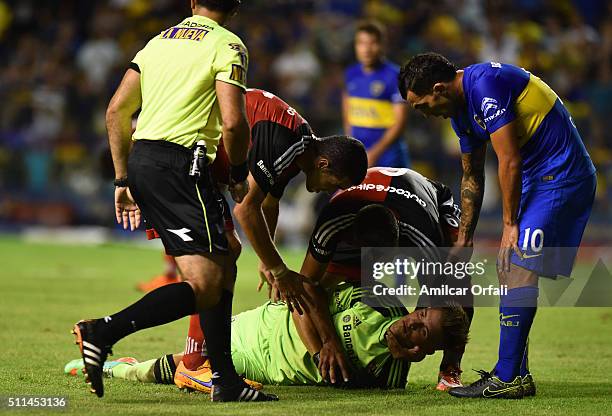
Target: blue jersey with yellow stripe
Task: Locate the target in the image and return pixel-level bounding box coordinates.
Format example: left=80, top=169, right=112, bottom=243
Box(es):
left=345, top=61, right=409, bottom=167
left=451, top=62, right=595, bottom=191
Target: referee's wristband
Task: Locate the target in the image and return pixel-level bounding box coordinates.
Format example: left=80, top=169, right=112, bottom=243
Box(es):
left=114, top=177, right=128, bottom=187
left=230, top=162, right=249, bottom=183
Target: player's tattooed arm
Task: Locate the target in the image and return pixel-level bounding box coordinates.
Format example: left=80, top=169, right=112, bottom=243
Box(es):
left=457, top=144, right=486, bottom=246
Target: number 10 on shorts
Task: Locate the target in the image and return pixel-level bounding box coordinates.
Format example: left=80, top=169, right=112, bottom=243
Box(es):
left=522, top=227, right=544, bottom=252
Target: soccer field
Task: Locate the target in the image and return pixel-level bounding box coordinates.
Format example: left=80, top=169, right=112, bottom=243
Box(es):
left=0, top=237, right=610, bottom=416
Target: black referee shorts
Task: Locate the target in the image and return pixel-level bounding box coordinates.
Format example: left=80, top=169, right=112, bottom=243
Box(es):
left=128, top=140, right=228, bottom=256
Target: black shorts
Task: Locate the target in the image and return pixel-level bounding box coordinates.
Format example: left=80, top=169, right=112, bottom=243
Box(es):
left=128, top=140, right=228, bottom=256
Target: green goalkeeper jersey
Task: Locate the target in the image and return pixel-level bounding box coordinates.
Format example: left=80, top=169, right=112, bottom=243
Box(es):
left=131, top=14, right=248, bottom=160
left=230, top=283, right=410, bottom=388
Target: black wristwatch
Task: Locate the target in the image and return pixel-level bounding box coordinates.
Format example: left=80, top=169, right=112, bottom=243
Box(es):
left=114, top=177, right=129, bottom=187
left=230, top=162, right=249, bottom=183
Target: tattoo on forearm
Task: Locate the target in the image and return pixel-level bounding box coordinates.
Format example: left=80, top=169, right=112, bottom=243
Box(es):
left=459, top=147, right=486, bottom=242
left=460, top=175, right=484, bottom=239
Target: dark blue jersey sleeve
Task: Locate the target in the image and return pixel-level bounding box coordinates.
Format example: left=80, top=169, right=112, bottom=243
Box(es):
left=450, top=118, right=479, bottom=153
left=470, top=70, right=518, bottom=134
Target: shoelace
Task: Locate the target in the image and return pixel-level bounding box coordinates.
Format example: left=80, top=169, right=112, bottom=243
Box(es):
left=469, top=369, right=494, bottom=387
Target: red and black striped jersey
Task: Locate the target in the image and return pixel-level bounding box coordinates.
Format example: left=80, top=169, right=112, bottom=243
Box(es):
left=245, top=88, right=306, bottom=132
left=211, top=89, right=312, bottom=198
left=309, top=167, right=460, bottom=281
left=247, top=89, right=312, bottom=198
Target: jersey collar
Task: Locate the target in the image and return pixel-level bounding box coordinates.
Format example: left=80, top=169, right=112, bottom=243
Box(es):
left=183, top=14, right=219, bottom=27
left=360, top=59, right=386, bottom=75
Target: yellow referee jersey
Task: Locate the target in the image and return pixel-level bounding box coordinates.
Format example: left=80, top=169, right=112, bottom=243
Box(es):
left=131, top=15, right=248, bottom=160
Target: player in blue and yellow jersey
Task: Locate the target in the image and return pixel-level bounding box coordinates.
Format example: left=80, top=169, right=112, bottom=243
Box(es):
left=343, top=20, right=409, bottom=168
left=399, top=53, right=596, bottom=399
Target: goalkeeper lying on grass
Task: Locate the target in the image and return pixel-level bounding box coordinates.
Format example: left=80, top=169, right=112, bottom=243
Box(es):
left=66, top=281, right=469, bottom=391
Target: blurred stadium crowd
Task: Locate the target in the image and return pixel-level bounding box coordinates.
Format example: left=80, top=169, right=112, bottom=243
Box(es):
left=0, top=0, right=610, bottom=239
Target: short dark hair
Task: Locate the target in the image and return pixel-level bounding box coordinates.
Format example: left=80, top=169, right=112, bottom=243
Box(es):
left=196, top=0, right=241, bottom=13
left=315, top=135, right=367, bottom=186
left=398, top=52, right=457, bottom=99
left=353, top=204, right=399, bottom=247
left=438, top=303, right=470, bottom=351
left=355, top=19, right=386, bottom=42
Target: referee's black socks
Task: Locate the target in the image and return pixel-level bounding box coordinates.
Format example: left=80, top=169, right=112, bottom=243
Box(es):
left=199, top=289, right=242, bottom=386
left=96, top=281, right=196, bottom=346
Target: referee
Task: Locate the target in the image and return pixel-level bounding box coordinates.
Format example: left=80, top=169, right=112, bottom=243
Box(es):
left=72, top=0, right=278, bottom=402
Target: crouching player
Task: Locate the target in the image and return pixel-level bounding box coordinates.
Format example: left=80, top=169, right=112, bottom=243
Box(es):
left=298, top=167, right=473, bottom=390
left=172, top=167, right=473, bottom=392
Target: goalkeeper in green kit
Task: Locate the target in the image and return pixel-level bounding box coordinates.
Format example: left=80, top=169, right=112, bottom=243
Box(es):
left=66, top=282, right=468, bottom=389
left=66, top=206, right=469, bottom=390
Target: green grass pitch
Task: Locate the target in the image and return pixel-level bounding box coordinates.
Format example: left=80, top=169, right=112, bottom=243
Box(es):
left=0, top=237, right=611, bottom=415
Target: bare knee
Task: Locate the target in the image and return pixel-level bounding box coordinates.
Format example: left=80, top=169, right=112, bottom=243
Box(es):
left=498, top=264, right=538, bottom=289
left=188, top=278, right=223, bottom=309
left=175, top=253, right=226, bottom=309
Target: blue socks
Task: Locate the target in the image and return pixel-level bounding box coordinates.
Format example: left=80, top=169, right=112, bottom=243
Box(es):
left=494, top=286, right=539, bottom=382
left=520, top=341, right=530, bottom=377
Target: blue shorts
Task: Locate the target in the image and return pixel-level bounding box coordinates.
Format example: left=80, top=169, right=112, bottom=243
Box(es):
left=511, top=174, right=596, bottom=278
